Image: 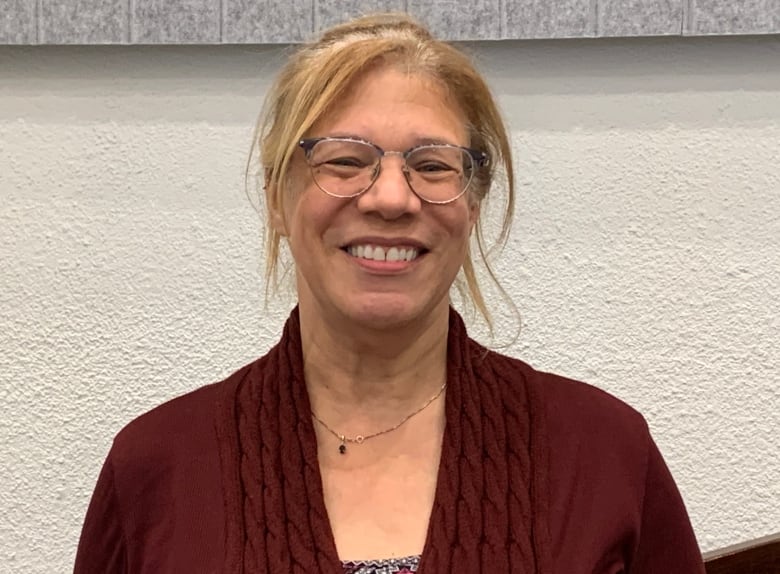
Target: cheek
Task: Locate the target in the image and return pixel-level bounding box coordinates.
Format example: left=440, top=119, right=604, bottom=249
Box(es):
left=287, top=189, right=346, bottom=254
left=284, top=172, right=318, bottom=228
left=443, top=202, right=476, bottom=238
left=279, top=162, right=316, bottom=223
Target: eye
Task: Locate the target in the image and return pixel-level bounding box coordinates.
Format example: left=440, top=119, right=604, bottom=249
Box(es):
left=412, top=161, right=455, bottom=173
left=310, top=140, right=377, bottom=171
left=321, top=156, right=370, bottom=169
left=407, top=147, right=464, bottom=176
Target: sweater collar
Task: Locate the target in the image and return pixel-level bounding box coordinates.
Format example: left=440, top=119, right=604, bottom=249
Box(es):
left=217, top=306, right=542, bottom=573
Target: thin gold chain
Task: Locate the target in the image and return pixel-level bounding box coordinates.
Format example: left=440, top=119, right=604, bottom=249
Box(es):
left=311, top=381, right=447, bottom=454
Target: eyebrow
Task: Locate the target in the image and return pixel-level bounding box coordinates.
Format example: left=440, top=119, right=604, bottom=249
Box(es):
left=322, top=133, right=459, bottom=148
left=412, top=136, right=454, bottom=146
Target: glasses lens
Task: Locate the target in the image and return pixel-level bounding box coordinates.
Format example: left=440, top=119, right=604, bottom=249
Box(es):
left=308, top=140, right=378, bottom=198
left=405, top=146, right=473, bottom=203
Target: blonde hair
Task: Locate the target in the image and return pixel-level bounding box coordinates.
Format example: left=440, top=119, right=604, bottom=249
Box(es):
left=255, top=13, right=514, bottom=329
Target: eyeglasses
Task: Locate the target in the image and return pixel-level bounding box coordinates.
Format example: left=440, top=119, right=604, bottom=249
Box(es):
left=298, top=137, right=489, bottom=205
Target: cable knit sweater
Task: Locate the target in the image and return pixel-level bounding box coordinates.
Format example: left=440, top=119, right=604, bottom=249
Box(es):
left=75, top=308, right=705, bottom=573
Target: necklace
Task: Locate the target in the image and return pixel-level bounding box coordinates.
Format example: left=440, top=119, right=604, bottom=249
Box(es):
left=311, top=381, right=447, bottom=454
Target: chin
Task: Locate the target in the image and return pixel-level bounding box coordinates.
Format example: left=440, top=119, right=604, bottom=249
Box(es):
left=339, top=295, right=430, bottom=331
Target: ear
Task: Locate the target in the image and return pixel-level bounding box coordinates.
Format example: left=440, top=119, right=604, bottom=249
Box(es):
left=264, top=180, right=288, bottom=237
left=468, top=199, right=480, bottom=232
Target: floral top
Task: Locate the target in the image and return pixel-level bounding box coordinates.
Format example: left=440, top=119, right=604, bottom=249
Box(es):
left=342, top=555, right=421, bottom=574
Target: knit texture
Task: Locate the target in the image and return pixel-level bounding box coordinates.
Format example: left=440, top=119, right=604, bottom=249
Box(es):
left=215, top=308, right=550, bottom=573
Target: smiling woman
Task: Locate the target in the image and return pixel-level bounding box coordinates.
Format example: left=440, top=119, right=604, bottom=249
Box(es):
left=74, top=13, right=706, bottom=574
left=281, top=67, right=480, bottom=334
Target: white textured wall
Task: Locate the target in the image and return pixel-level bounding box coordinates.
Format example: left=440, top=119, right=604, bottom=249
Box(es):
left=1, top=38, right=779, bottom=571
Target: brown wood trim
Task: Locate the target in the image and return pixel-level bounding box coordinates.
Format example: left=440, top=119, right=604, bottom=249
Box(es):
left=703, top=532, right=780, bottom=574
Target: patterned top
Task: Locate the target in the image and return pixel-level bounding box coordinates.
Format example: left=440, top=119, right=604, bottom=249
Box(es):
left=342, top=555, right=420, bottom=574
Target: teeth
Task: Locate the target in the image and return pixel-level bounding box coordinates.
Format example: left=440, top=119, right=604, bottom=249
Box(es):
left=347, top=244, right=419, bottom=262
left=372, top=246, right=386, bottom=261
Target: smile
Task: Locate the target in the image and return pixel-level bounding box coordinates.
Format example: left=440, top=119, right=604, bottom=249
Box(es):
left=346, top=245, right=420, bottom=262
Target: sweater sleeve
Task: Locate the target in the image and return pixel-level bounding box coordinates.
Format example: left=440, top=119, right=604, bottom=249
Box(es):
left=74, top=453, right=128, bottom=574
left=630, top=436, right=705, bottom=573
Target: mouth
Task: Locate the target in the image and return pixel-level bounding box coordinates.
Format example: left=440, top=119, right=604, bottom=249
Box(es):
left=341, top=243, right=427, bottom=263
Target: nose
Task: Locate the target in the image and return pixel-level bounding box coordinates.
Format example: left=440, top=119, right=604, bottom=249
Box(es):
left=355, top=153, right=421, bottom=219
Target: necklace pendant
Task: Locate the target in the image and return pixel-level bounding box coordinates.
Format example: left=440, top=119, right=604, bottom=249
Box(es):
left=311, top=381, right=446, bottom=457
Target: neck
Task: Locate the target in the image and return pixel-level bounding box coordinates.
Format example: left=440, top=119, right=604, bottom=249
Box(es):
left=298, top=300, right=450, bottom=426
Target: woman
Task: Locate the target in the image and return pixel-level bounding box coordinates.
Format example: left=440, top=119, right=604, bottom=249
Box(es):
left=75, top=13, right=705, bottom=574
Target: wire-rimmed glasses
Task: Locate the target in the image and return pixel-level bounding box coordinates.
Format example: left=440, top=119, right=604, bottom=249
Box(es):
left=298, top=137, right=489, bottom=205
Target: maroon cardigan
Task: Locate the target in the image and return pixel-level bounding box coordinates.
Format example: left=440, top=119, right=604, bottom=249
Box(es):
left=75, top=308, right=705, bottom=573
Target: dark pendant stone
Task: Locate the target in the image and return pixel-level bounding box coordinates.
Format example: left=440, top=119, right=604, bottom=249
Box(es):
left=339, top=444, right=346, bottom=454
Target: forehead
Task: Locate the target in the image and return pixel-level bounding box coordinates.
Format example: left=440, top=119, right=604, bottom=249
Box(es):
left=310, top=65, right=468, bottom=147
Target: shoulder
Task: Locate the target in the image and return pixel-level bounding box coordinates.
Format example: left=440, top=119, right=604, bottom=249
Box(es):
left=482, top=347, right=650, bottom=446
left=108, top=360, right=256, bottom=480
left=535, top=366, right=649, bottom=443
left=96, top=362, right=260, bottom=551
left=82, top=365, right=259, bottom=571
left=479, top=347, right=653, bottom=494
left=112, top=381, right=220, bottom=455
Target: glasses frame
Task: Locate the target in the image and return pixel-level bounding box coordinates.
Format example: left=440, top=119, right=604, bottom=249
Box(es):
left=298, top=136, right=490, bottom=205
